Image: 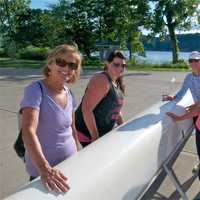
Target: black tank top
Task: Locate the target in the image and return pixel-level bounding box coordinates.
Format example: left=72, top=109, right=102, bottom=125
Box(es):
left=75, top=72, right=124, bottom=139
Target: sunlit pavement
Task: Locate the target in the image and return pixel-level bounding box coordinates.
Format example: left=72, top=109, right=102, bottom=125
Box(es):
left=0, top=68, right=199, bottom=199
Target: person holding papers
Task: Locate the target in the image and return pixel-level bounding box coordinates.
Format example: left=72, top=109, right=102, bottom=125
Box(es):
left=166, top=51, right=200, bottom=180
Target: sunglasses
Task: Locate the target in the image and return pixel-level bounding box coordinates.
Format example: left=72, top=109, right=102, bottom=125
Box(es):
left=112, top=62, right=127, bottom=68
left=55, top=58, right=78, bottom=70
left=189, top=59, right=200, bottom=63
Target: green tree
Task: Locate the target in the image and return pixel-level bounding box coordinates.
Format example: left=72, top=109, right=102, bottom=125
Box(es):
left=114, top=0, right=150, bottom=59
left=0, top=0, right=30, bottom=55
left=151, top=0, right=199, bottom=63
left=45, top=0, right=150, bottom=58
left=49, top=0, right=97, bottom=57
left=14, top=9, right=52, bottom=48
left=79, top=0, right=150, bottom=59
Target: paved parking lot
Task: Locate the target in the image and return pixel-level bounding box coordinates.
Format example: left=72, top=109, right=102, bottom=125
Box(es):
left=0, top=68, right=199, bottom=199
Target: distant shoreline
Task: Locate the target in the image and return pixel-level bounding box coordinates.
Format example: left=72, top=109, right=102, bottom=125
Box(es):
left=142, top=33, right=200, bottom=52
left=135, top=51, right=190, bottom=64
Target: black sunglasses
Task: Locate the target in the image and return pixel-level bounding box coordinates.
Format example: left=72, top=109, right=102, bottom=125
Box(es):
left=189, top=59, right=200, bottom=63
left=112, top=62, right=127, bottom=68
left=55, top=58, right=78, bottom=70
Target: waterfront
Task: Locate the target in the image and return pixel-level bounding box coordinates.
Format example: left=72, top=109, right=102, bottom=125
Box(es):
left=132, top=51, right=190, bottom=64
left=93, top=50, right=191, bottom=64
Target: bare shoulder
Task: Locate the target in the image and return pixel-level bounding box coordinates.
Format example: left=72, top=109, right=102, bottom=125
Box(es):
left=89, top=72, right=109, bottom=86
left=85, top=72, right=110, bottom=94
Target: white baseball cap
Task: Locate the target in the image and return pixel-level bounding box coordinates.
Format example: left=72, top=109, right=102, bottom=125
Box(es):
left=189, top=51, right=200, bottom=60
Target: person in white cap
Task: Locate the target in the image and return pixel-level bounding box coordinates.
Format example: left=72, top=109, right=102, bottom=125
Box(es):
left=162, top=51, right=200, bottom=102
left=165, top=51, right=200, bottom=180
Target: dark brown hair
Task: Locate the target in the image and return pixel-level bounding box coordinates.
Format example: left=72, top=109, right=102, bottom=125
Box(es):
left=43, top=44, right=82, bottom=83
left=104, top=50, right=126, bottom=94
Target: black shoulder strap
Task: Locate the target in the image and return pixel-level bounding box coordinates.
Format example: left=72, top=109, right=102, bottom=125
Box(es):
left=68, top=88, right=73, bottom=96
left=37, top=81, right=43, bottom=96
left=102, top=71, right=114, bottom=91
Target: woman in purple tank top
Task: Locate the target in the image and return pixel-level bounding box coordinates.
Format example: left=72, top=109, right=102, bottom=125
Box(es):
left=20, top=44, right=81, bottom=193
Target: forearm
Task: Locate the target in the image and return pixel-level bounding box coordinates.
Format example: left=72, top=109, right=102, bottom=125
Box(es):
left=72, top=128, right=81, bottom=150
left=179, top=111, right=198, bottom=121
left=187, top=110, right=200, bottom=118
left=71, top=112, right=81, bottom=150
left=82, top=109, right=99, bottom=139
left=117, top=112, right=124, bottom=125
left=72, top=130, right=79, bottom=146
left=174, top=78, right=188, bottom=100
left=22, top=129, right=49, bottom=174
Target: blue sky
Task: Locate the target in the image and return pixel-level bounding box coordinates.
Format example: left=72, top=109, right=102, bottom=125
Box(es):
left=30, top=0, right=58, bottom=9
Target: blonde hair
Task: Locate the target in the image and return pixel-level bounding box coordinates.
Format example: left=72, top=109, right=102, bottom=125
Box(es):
left=43, top=44, right=82, bottom=83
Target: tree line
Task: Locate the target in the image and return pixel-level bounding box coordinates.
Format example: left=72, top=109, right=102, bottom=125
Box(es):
left=143, top=33, right=200, bottom=52
left=0, top=0, right=199, bottom=63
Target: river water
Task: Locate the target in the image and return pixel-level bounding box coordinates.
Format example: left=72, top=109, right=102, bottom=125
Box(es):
left=135, top=50, right=190, bottom=64
left=93, top=50, right=191, bottom=64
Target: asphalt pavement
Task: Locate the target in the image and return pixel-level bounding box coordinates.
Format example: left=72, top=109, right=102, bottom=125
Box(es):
left=0, top=68, right=199, bottom=199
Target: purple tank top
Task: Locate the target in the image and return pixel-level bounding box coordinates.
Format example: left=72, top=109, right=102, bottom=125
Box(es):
left=20, top=80, right=77, bottom=177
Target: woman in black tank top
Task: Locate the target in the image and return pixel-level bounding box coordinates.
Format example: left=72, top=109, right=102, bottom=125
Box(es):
left=75, top=50, right=127, bottom=147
